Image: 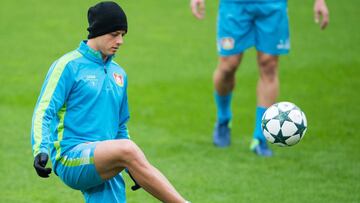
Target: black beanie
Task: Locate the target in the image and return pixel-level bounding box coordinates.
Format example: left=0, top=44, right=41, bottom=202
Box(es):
left=87, top=1, right=127, bottom=39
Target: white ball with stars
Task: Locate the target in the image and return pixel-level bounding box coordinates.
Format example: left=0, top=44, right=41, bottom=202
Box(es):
left=261, top=102, right=307, bottom=147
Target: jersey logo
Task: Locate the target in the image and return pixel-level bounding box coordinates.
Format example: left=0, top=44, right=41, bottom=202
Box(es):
left=85, top=75, right=98, bottom=87
left=220, top=37, right=235, bottom=50
left=113, top=72, right=124, bottom=87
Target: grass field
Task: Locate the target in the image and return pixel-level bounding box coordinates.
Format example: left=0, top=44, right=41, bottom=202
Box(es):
left=0, top=0, right=359, bottom=202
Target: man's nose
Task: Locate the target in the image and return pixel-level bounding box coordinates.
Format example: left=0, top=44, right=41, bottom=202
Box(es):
left=116, top=35, right=123, bottom=45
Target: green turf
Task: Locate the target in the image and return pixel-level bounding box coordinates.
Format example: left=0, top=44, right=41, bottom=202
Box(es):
left=0, top=0, right=359, bottom=202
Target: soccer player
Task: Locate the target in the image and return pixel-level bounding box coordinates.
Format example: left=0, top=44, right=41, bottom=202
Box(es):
left=31, top=2, right=190, bottom=203
left=190, top=0, right=329, bottom=156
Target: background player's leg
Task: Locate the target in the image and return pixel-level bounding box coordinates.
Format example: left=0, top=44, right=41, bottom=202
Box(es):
left=94, top=139, right=186, bottom=203
left=213, top=54, right=242, bottom=147
left=250, top=0, right=289, bottom=156
left=250, top=51, right=279, bottom=156
left=214, top=55, right=243, bottom=96
left=257, top=52, right=279, bottom=107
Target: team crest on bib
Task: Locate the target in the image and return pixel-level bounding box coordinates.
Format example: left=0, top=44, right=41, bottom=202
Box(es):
left=113, top=72, right=124, bottom=87
left=221, top=37, right=235, bottom=50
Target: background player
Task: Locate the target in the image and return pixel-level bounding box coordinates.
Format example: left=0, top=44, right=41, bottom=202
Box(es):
left=190, top=0, right=329, bottom=156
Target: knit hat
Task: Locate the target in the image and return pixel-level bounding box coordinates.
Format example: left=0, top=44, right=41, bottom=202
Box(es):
left=87, top=1, right=127, bottom=39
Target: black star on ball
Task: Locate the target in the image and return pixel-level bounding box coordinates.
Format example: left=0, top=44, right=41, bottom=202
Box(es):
left=294, top=119, right=307, bottom=138
left=273, top=109, right=293, bottom=128
left=261, top=118, right=271, bottom=132
left=272, top=129, right=291, bottom=145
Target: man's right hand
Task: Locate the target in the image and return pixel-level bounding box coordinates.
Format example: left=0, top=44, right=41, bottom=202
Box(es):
left=190, top=0, right=205, bottom=19
left=314, top=0, right=329, bottom=30
left=33, top=153, right=52, bottom=178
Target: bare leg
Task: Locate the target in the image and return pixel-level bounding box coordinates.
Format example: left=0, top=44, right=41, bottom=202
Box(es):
left=256, top=52, right=279, bottom=107
left=249, top=52, right=279, bottom=155
left=94, top=139, right=186, bottom=203
left=212, top=54, right=243, bottom=147
left=213, top=54, right=243, bottom=95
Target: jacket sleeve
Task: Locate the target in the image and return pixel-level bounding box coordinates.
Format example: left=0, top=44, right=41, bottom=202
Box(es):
left=31, top=60, right=75, bottom=157
left=116, top=74, right=130, bottom=139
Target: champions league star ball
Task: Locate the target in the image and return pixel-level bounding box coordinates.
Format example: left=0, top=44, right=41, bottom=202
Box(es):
left=261, top=102, right=307, bottom=147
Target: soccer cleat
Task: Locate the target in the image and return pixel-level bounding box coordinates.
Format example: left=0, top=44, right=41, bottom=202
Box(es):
left=213, top=122, right=231, bottom=147
left=250, top=139, right=273, bottom=157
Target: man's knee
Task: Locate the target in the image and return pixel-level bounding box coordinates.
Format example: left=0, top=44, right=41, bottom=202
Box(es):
left=94, top=140, right=145, bottom=179
left=258, top=53, right=278, bottom=69
left=218, top=55, right=242, bottom=78
left=258, top=55, right=278, bottom=80
left=114, top=140, right=142, bottom=163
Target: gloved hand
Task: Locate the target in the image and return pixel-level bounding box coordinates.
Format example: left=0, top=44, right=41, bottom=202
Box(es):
left=33, top=152, right=52, bottom=178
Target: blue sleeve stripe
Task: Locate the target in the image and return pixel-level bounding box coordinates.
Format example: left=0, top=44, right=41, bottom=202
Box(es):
left=32, top=51, right=82, bottom=156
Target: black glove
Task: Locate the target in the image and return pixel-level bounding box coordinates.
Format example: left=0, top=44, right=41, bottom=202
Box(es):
left=126, top=169, right=141, bottom=191
left=33, top=152, right=52, bottom=178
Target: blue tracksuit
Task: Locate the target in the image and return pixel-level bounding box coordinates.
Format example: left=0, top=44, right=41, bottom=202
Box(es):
left=31, top=41, right=129, bottom=202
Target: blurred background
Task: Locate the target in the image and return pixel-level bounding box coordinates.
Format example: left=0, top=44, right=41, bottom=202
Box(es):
left=0, top=0, right=359, bottom=202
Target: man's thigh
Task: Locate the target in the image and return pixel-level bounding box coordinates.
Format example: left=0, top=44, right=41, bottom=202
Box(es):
left=94, top=139, right=139, bottom=180
left=56, top=142, right=127, bottom=202
left=217, top=1, right=255, bottom=56
left=254, top=1, right=290, bottom=55
left=56, top=142, right=103, bottom=190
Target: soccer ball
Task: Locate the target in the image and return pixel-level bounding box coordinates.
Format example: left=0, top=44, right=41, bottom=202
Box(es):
left=261, top=102, right=307, bottom=147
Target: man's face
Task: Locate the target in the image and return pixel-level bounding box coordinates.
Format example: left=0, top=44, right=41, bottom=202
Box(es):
left=96, top=30, right=126, bottom=56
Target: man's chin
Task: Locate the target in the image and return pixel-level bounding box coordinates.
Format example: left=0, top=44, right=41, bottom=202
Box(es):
left=105, top=51, right=115, bottom=56
left=109, top=50, right=117, bottom=55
